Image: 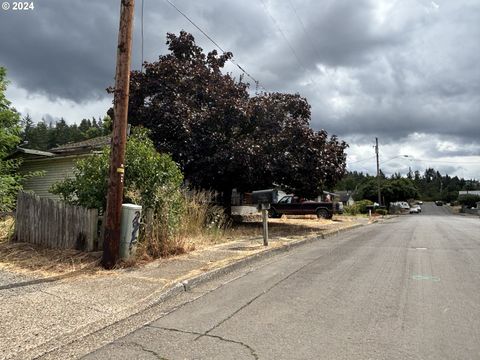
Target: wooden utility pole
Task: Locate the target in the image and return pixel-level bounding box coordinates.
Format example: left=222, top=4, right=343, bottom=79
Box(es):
left=102, top=0, right=135, bottom=269
left=375, top=137, right=381, bottom=206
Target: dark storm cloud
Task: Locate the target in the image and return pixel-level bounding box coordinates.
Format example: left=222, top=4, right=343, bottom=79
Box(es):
left=293, top=0, right=401, bottom=68
left=201, top=1, right=269, bottom=52
left=0, top=0, right=118, bottom=101
left=251, top=0, right=407, bottom=91
left=1, top=0, right=479, bottom=175
left=323, top=95, right=480, bottom=142
left=250, top=0, right=480, bottom=152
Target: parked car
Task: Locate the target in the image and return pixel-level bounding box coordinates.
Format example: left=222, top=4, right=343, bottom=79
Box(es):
left=268, top=195, right=342, bottom=219
left=399, top=201, right=410, bottom=209
left=416, top=201, right=423, bottom=205
left=409, top=205, right=421, bottom=214
left=435, top=201, right=443, bottom=206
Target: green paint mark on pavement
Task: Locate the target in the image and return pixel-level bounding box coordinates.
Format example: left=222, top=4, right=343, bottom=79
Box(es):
left=412, top=274, right=440, bottom=282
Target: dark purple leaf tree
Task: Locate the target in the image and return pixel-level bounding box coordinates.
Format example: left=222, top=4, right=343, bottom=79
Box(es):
left=123, top=31, right=348, bottom=213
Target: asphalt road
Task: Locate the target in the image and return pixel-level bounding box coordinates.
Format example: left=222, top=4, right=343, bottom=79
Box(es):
left=84, top=203, right=480, bottom=360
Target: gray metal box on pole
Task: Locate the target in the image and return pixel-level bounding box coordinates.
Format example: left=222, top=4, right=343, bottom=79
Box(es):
left=252, top=189, right=275, bottom=247
left=119, top=203, right=142, bottom=259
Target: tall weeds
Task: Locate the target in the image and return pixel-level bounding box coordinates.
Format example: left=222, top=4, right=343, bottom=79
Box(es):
left=0, top=216, right=14, bottom=243
left=136, top=188, right=230, bottom=260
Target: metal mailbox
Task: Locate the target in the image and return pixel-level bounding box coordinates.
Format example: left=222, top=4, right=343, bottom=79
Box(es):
left=251, top=189, right=275, bottom=247
left=252, top=189, right=276, bottom=204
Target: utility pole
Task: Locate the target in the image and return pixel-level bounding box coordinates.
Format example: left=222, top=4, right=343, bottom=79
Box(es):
left=102, top=0, right=135, bottom=269
left=375, top=137, right=381, bottom=206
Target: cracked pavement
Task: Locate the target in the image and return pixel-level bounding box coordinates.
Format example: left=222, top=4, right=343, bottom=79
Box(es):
left=1, top=217, right=363, bottom=360
left=82, top=203, right=480, bottom=359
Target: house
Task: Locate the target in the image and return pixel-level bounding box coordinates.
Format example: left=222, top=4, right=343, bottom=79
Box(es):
left=6, top=136, right=110, bottom=200
left=459, top=190, right=480, bottom=196
left=333, top=191, right=355, bottom=206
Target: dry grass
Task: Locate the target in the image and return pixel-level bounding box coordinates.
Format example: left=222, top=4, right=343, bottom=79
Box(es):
left=451, top=205, right=462, bottom=214
left=0, top=242, right=102, bottom=276
left=224, top=215, right=358, bottom=240
left=0, top=210, right=361, bottom=275
left=0, top=216, right=102, bottom=276
left=136, top=189, right=231, bottom=261
left=0, top=216, right=14, bottom=242
left=179, top=190, right=231, bottom=245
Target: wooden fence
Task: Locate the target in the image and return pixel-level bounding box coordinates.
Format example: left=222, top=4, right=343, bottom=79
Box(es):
left=15, top=191, right=99, bottom=251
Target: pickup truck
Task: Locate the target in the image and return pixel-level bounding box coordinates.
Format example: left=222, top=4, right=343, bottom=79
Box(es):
left=268, top=195, right=343, bottom=219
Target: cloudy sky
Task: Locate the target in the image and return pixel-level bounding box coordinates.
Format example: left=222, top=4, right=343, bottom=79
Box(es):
left=1, top=0, right=479, bottom=178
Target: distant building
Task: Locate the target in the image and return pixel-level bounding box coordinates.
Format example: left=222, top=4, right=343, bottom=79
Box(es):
left=333, top=191, right=355, bottom=206
left=459, top=190, right=480, bottom=196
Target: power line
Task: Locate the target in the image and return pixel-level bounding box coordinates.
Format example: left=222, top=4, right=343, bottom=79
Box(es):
left=381, top=155, right=411, bottom=164
left=287, top=0, right=323, bottom=62
left=348, top=155, right=376, bottom=164
left=409, top=157, right=480, bottom=165
left=375, top=148, right=462, bottom=167
left=259, top=0, right=315, bottom=86
left=379, top=153, right=480, bottom=165
left=163, top=0, right=268, bottom=92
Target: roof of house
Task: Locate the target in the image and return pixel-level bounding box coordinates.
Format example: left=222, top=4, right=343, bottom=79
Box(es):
left=4, top=147, right=55, bottom=160
left=333, top=190, right=355, bottom=202
left=49, top=135, right=111, bottom=154
left=4, top=136, right=111, bottom=160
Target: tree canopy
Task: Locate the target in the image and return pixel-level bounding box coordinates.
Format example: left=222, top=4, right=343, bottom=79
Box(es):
left=124, top=31, right=347, bottom=208
left=0, top=67, right=23, bottom=211
left=0, top=67, right=21, bottom=158
left=21, top=115, right=110, bottom=151
left=336, top=168, right=480, bottom=203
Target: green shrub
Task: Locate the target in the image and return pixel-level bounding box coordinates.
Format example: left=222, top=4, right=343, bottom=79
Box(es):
left=343, top=205, right=358, bottom=215
left=0, top=160, right=22, bottom=212
left=375, top=209, right=388, bottom=216
left=51, top=128, right=232, bottom=260
left=51, top=151, right=109, bottom=210
left=342, top=200, right=375, bottom=215
left=51, top=127, right=183, bottom=211
left=355, top=199, right=374, bottom=214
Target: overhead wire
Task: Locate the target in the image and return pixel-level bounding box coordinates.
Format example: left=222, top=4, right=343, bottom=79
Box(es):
left=163, top=0, right=268, bottom=92
left=287, top=0, right=323, bottom=63
left=409, top=157, right=480, bottom=165
left=259, top=0, right=315, bottom=86
left=378, top=152, right=480, bottom=165
left=347, top=155, right=376, bottom=164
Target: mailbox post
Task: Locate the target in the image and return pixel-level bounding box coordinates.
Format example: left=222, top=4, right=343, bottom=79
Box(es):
left=252, top=189, right=276, bottom=246
left=260, top=203, right=269, bottom=246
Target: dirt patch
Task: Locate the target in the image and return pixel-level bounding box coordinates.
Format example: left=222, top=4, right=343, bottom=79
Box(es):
left=225, top=215, right=360, bottom=240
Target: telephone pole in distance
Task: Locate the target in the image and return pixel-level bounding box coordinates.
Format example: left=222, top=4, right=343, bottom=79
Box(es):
left=375, top=137, right=381, bottom=206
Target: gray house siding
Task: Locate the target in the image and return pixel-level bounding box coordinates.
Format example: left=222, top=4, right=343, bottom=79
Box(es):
left=20, top=155, right=90, bottom=200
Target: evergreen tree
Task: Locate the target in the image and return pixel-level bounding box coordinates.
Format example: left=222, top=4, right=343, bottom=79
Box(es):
left=0, top=67, right=23, bottom=210
left=21, top=114, right=34, bottom=145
